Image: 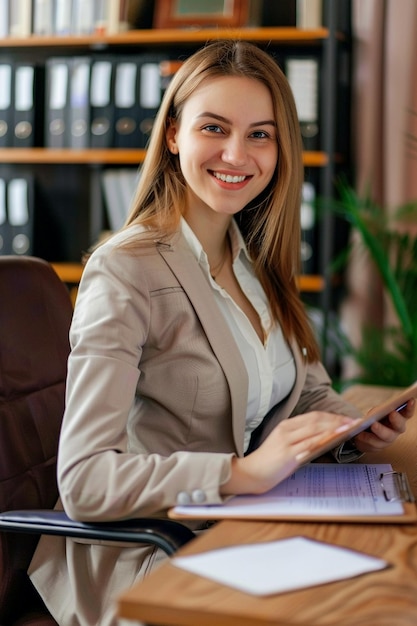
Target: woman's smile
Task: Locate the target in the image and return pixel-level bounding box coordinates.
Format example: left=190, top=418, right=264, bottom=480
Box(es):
left=209, top=170, right=253, bottom=188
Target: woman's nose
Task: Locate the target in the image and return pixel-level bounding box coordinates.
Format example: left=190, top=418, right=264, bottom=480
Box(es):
left=221, top=135, right=247, bottom=166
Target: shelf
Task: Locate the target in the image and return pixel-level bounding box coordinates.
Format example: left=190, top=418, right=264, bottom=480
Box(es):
left=52, top=262, right=325, bottom=295
left=303, top=152, right=329, bottom=167
left=296, top=275, right=325, bottom=293
left=52, top=262, right=83, bottom=307
left=0, top=27, right=330, bottom=49
left=0, top=148, right=328, bottom=166
left=52, top=262, right=84, bottom=284
left=0, top=148, right=146, bottom=164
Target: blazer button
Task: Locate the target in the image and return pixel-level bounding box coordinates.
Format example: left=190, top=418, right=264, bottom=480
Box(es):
left=176, top=491, right=191, bottom=505
left=191, top=489, right=206, bottom=504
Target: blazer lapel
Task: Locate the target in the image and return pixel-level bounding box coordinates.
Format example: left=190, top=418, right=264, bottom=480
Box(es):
left=158, top=235, right=248, bottom=457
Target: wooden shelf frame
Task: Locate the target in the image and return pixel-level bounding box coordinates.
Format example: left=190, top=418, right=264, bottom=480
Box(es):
left=0, top=27, right=331, bottom=49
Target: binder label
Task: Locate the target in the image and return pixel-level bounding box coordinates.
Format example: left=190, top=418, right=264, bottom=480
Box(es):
left=0, top=65, right=12, bottom=110
left=15, top=66, right=35, bottom=112
left=90, top=61, right=112, bottom=107
left=115, top=62, right=137, bottom=108
left=8, top=179, right=29, bottom=226
left=286, top=58, right=318, bottom=122
left=71, top=62, right=90, bottom=107
left=50, top=63, right=69, bottom=110
left=140, top=63, right=161, bottom=109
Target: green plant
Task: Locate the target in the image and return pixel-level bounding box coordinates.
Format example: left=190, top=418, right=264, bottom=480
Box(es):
left=323, top=180, right=417, bottom=387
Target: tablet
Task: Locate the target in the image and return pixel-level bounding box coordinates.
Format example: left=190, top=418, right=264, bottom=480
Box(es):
left=303, top=380, right=417, bottom=464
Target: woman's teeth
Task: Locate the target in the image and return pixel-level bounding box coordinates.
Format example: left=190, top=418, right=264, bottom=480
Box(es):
left=212, top=172, right=247, bottom=183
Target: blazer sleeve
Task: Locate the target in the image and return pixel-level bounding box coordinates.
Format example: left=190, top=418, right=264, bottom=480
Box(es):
left=57, top=240, right=234, bottom=522
left=291, top=360, right=361, bottom=418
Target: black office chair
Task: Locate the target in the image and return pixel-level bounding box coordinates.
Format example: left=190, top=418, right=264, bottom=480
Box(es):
left=0, top=256, right=195, bottom=626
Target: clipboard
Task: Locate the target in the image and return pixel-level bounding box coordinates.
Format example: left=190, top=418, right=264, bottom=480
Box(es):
left=303, top=380, right=417, bottom=465
left=169, top=464, right=417, bottom=524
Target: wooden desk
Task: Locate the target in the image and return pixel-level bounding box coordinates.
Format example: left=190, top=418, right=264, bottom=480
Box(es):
left=118, top=384, right=417, bottom=625
left=119, top=518, right=417, bottom=625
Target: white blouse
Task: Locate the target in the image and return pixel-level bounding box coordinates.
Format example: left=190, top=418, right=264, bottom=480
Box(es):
left=181, top=218, right=296, bottom=452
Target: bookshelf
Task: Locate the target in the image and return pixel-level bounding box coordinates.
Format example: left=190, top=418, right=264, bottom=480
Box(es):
left=0, top=4, right=351, bottom=364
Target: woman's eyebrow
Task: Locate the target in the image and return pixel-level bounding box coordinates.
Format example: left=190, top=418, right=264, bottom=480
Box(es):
left=196, top=112, right=276, bottom=127
left=196, top=112, right=230, bottom=123
left=249, top=120, right=276, bottom=128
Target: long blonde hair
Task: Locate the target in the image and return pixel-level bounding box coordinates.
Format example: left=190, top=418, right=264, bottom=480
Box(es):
left=122, top=39, right=320, bottom=361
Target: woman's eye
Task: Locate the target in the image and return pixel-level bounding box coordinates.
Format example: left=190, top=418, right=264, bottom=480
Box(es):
left=251, top=130, right=270, bottom=139
left=202, top=124, right=223, bottom=133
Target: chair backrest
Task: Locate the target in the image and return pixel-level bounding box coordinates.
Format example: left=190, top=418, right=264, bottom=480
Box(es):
left=0, top=256, right=73, bottom=624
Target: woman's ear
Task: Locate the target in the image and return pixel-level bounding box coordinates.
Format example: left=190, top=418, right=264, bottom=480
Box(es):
left=166, top=122, right=179, bottom=154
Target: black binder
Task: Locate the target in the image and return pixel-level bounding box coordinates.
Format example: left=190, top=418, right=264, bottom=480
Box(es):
left=113, top=56, right=140, bottom=148
left=261, top=1, right=297, bottom=26
left=0, top=176, right=8, bottom=255
left=300, top=177, right=318, bottom=275
left=0, top=62, right=14, bottom=147
left=45, top=57, right=70, bottom=148
left=2, top=177, right=35, bottom=256
left=285, top=55, right=320, bottom=151
left=90, top=57, right=115, bottom=148
left=136, top=53, right=166, bottom=149
left=13, top=63, right=44, bottom=148
left=67, top=57, right=91, bottom=149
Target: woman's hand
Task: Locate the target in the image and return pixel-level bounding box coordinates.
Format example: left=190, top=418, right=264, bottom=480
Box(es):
left=221, top=412, right=360, bottom=496
left=352, top=398, right=415, bottom=453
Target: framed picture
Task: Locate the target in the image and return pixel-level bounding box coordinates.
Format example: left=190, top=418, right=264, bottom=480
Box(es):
left=153, top=0, right=250, bottom=29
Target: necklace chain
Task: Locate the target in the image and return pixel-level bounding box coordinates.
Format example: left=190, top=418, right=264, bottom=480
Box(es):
left=210, top=241, right=229, bottom=280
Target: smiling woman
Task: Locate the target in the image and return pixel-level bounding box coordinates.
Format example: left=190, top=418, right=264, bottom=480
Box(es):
left=27, top=40, right=414, bottom=626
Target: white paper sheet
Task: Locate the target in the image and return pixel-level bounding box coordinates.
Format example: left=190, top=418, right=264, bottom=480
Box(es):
left=172, top=536, right=388, bottom=596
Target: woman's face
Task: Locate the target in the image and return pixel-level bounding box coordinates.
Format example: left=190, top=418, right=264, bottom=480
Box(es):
left=166, top=75, right=278, bottom=223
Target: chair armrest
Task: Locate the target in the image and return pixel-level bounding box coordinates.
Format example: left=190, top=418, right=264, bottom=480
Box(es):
left=0, top=510, right=195, bottom=556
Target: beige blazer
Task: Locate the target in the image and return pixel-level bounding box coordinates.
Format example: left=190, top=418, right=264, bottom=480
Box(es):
left=29, top=227, right=360, bottom=626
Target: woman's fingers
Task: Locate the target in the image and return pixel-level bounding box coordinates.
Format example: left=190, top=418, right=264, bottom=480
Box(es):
left=354, top=399, right=414, bottom=452
left=261, top=412, right=359, bottom=467
left=275, top=412, right=359, bottom=444
left=226, top=412, right=362, bottom=495
left=399, top=397, right=415, bottom=418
